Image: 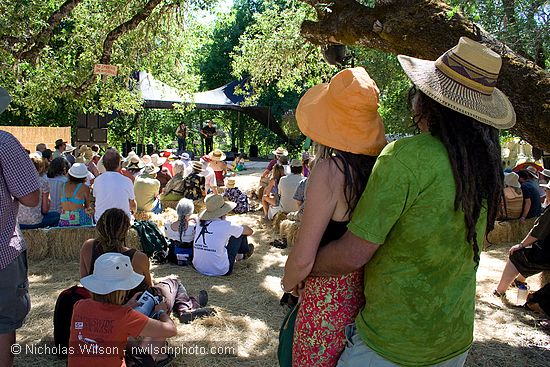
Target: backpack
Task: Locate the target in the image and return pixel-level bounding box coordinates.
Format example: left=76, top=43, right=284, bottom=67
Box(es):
left=53, top=285, right=91, bottom=357
left=132, top=220, right=169, bottom=263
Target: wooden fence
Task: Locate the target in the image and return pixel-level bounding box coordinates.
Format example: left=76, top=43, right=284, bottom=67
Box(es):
left=0, top=126, right=71, bottom=152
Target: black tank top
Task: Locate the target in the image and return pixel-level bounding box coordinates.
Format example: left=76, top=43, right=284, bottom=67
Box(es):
left=319, top=219, right=349, bottom=247
left=89, top=241, right=148, bottom=298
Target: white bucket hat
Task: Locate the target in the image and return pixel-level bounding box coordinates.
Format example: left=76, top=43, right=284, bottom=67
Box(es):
left=503, top=172, right=521, bottom=189
left=68, top=163, right=89, bottom=179
left=398, top=37, right=516, bottom=129
left=80, top=253, right=144, bottom=295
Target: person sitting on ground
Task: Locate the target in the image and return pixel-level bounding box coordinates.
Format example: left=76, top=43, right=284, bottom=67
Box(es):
left=134, top=164, right=162, bottom=214
left=278, top=159, right=304, bottom=214
left=193, top=194, right=254, bottom=276
left=182, top=161, right=206, bottom=201
left=261, top=163, right=285, bottom=219
left=46, top=156, right=70, bottom=213
left=494, top=205, right=550, bottom=298
left=18, top=153, right=60, bottom=229
left=160, top=160, right=187, bottom=203
left=208, top=149, right=228, bottom=188
left=165, top=198, right=196, bottom=246
left=59, top=163, right=93, bottom=226
left=231, top=153, right=246, bottom=172
left=200, top=155, right=218, bottom=194
left=93, top=149, right=137, bottom=222
left=222, top=178, right=249, bottom=214
left=80, top=208, right=210, bottom=324
left=498, top=172, right=524, bottom=220
left=69, top=252, right=177, bottom=367
left=517, top=169, right=542, bottom=221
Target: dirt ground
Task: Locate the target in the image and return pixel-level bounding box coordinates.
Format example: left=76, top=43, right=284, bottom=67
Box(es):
left=14, top=166, right=550, bottom=366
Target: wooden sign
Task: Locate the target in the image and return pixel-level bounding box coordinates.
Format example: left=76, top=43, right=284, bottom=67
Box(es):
left=93, top=64, right=118, bottom=77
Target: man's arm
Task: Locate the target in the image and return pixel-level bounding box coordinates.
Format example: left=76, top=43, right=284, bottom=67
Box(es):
left=311, top=230, right=380, bottom=277
left=520, top=198, right=531, bottom=221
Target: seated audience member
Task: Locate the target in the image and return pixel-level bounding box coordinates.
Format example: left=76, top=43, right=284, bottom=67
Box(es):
left=121, top=153, right=143, bottom=183
left=160, top=160, right=186, bottom=202
left=64, top=143, right=77, bottom=165
left=209, top=149, right=228, bottom=187
left=193, top=194, right=254, bottom=276
left=151, top=154, right=171, bottom=191
left=278, top=155, right=291, bottom=175
left=93, top=149, right=136, bottom=222
left=286, top=177, right=308, bottom=221
left=59, top=163, right=93, bottom=226
left=69, top=253, right=177, bottom=367
left=498, top=172, right=523, bottom=220
left=53, top=139, right=67, bottom=159
left=258, top=147, right=288, bottom=197
left=262, top=163, right=285, bottom=219
left=134, top=164, right=162, bottom=214
left=494, top=206, right=550, bottom=298
left=42, top=148, right=53, bottom=165
left=301, top=151, right=311, bottom=177
left=278, top=159, right=304, bottom=214
left=231, top=153, right=246, bottom=172
left=200, top=155, right=218, bottom=194
left=83, top=148, right=100, bottom=177
left=46, top=157, right=70, bottom=213
left=518, top=169, right=542, bottom=220
left=222, top=178, right=249, bottom=214
left=165, top=198, right=196, bottom=245
left=182, top=162, right=206, bottom=201
left=35, top=143, right=47, bottom=154
left=18, top=153, right=60, bottom=229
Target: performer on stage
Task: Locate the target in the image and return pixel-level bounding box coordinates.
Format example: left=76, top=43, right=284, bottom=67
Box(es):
left=176, top=122, right=187, bottom=156
left=200, top=120, right=216, bottom=154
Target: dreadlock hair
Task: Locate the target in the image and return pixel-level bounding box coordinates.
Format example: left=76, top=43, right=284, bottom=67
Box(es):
left=408, top=86, right=503, bottom=267
left=176, top=198, right=194, bottom=242
left=96, top=208, right=131, bottom=253
left=312, top=142, right=378, bottom=217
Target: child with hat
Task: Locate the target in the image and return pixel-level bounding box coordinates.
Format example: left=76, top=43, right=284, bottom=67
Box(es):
left=69, top=252, right=177, bottom=367
left=193, top=194, right=254, bottom=276
left=222, top=178, right=250, bottom=214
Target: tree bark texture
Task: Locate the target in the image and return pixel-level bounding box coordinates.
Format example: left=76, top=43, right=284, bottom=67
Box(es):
left=300, top=0, right=550, bottom=150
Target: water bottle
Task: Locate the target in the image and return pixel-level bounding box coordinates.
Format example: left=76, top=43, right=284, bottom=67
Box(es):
left=516, top=284, right=529, bottom=306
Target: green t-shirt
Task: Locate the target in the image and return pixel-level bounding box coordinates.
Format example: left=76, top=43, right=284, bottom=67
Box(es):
left=349, top=133, right=486, bottom=366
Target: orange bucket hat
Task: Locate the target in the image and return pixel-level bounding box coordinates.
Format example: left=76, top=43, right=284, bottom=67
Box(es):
left=296, top=67, right=386, bottom=155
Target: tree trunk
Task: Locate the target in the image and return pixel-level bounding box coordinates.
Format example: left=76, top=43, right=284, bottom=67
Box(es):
left=299, top=0, right=550, bottom=151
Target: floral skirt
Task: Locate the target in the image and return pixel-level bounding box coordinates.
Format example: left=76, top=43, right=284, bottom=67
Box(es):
left=292, top=270, right=364, bottom=367
left=59, top=208, right=93, bottom=227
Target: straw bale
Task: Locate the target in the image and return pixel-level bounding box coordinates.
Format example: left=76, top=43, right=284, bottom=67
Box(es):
left=48, top=226, right=97, bottom=260
left=161, top=200, right=180, bottom=210
left=485, top=217, right=537, bottom=247
left=541, top=272, right=550, bottom=286
left=279, top=219, right=301, bottom=247
left=22, top=229, right=49, bottom=261
left=193, top=199, right=206, bottom=214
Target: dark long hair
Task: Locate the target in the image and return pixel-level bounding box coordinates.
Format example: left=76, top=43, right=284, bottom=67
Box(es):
left=316, top=144, right=378, bottom=217
left=47, top=157, right=69, bottom=178
left=96, top=208, right=131, bottom=253
left=409, top=87, right=503, bottom=266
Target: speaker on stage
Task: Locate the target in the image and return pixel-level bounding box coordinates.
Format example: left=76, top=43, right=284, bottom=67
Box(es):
left=249, top=144, right=258, bottom=158
left=136, top=144, right=145, bottom=156
left=146, top=144, right=154, bottom=156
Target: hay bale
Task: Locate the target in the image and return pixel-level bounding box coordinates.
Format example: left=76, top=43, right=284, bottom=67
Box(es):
left=485, top=217, right=537, bottom=247
left=161, top=200, right=180, bottom=210
left=193, top=199, right=205, bottom=214
left=49, top=226, right=97, bottom=260
left=540, top=272, right=550, bottom=286
left=279, top=219, right=300, bottom=247
left=126, top=228, right=141, bottom=250
left=22, top=229, right=50, bottom=261
left=272, top=212, right=287, bottom=232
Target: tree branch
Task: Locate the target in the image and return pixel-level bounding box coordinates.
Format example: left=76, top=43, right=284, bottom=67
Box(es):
left=19, top=0, right=85, bottom=64
left=299, top=0, right=550, bottom=151
left=66, top=0, right=163, bottom=97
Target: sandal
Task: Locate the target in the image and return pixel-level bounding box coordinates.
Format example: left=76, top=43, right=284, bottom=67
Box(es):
left=493, top=289, right=505, bottom=299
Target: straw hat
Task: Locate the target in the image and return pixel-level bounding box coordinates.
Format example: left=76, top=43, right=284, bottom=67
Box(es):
left=78, top=145, right=89, bottom=155
left=68, top=163, right=90, bottom=179
left=0, top=87, right=11, bottom=114
left=504, top=172, right=521, bottom=189
left=226, top=178, right=236, bottom=188
left=150, top=153, right=167, bottom=167
left=198, top=194, right=236, bottom=220
left=80, top=253, right=145, bottom=295
left=397, top=37, right=516, bottom=129
left=192, top=161, right=203, bottom=173
left=209, top=149, right=226, bottom=161
left=125, top=155, right=144, bottom=170
left=290, top=159, right=302, bottom=167
left=142, top=163, right=160, bottom=175
left=272, top=147, right=288, bottom=156
left=83, top=148, right=97, bottom=163
left=296, top=67, right=387, bottom=155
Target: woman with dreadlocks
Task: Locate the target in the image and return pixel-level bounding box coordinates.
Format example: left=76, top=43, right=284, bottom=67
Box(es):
left=305, top=38, right=515, bottom=367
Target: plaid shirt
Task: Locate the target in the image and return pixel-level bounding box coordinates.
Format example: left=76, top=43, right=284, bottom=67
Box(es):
left=0, top=131, right=40, bottom=269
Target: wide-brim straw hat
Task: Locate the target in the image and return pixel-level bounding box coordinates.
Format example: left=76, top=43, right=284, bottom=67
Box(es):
left=296, top=67, right=387, bottom=156
left=504, top=172, right=521, bottom=189
left=398, top=37, right=516, bottom=129
left=142, top=163, right=160, bottom=175
left=83, top=148, right=97, bottom=163
left=192, top=161, right=204, bottom=173
left=0, top=87, right=11, bottom=114
left=209, top=149, right=226, bottom=161
left=80, top=253, right=144, bottom=295
left=150, top=153, right=167, bottom=167
left=68, top=163, right=89, bottom=178
left=226, top=178, right=236, bottom=188
left=272, top=147, right=288, bottom=156
left=125, top=155, right=144, bottom=170
left=199, top=194, right=236, bottom=220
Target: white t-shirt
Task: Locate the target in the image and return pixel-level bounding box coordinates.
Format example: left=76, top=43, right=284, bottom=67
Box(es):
left=93, top=171, right=135, bottom=222
left=278, top=173, right=303, bottom=213
left=164, top=220, right=196, bottom=243
left=193, top=219, right=243, bottom=276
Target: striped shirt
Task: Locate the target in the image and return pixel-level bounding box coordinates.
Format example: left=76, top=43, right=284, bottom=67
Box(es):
left=0, top=131, right=40, bottom=269
left=47, top=175, right=68, bottom=212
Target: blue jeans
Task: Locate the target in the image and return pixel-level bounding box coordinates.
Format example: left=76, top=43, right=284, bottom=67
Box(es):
left=337, top=324, right=469, bottom=367
left=19, top=211, right=60, bottom=229
left=177, top=137, right=186, bottom=156
left=151, top=198, right=163, bottom=214
left=224, top=235, right=250, bottom=275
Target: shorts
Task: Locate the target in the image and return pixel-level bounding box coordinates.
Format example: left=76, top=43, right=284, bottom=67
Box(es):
left=510, top=241, right=550, bottom=278
left=0, top=251, right=30, bottom=333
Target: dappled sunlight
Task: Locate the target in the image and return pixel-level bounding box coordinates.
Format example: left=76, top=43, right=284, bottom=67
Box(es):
left=256, top=249, right=286, bottom=273
left=262, top=275, right=283, bottom=297
left=211, top=284, right=235, bottom=294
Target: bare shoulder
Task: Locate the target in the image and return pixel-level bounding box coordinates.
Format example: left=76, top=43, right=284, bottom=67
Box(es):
left=80, top=239, right=95, bottom=257
left=310, top=158, right=345, bottom=184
